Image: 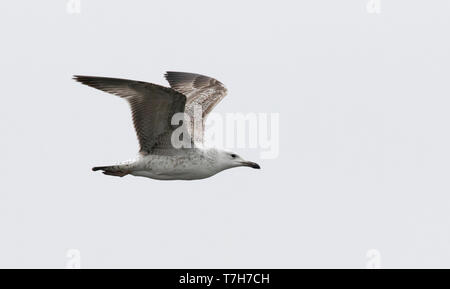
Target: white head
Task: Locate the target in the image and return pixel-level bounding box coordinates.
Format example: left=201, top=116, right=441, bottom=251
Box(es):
left=214, top=149, right=261, bottom=171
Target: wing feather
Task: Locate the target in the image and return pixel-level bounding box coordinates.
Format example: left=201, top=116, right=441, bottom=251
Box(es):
left=164, top=72, right=227, bottom=143
left=73, top=75, right=187, bottom=154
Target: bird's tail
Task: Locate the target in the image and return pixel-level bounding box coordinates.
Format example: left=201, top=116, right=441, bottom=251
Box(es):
left=92, top=165, right=129, bottom=177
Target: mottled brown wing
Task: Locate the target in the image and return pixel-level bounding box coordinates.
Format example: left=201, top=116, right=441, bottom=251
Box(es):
left=164, top=71, right=227, bottom=144
left=73, top=75, right=187, bottom=154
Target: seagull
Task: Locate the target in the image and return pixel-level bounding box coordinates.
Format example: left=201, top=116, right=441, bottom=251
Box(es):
left=73, top=71, right=260, bottom=180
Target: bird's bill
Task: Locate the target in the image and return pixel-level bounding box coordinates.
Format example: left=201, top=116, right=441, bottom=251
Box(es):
left=240, top=161, right=261, bottom=169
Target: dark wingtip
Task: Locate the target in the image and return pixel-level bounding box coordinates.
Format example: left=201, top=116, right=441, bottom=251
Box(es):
left=73, top=75, right=97, bottom=85
left=164, top=71, right=178, bottom=83
left=73, top=75, right=85, bottom=83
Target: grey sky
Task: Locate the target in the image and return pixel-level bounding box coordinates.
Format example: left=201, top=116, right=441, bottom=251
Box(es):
left=1, top=0, right=450, bottom=268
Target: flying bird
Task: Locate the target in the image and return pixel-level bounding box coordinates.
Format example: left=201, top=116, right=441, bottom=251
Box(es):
left=73, top=72, right=260, bottom=180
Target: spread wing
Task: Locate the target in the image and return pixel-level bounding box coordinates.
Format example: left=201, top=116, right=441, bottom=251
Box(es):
left=164, top=71, right=227, bottom=144
left=73, top=75, right=188, bottom=154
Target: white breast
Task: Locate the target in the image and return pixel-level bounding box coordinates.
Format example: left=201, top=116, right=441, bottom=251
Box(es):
left=130, top=149, right=219, bottom=180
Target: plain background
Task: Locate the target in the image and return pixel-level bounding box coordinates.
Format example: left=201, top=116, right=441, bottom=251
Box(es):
left=1, top=0, right=450, bottom=268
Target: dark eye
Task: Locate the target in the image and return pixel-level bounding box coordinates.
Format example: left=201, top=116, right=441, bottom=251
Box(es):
left=230, top=154, right=237, bottom=158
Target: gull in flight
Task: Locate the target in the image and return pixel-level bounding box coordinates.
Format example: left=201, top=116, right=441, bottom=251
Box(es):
left=73, top=72, right=260, bottom=180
